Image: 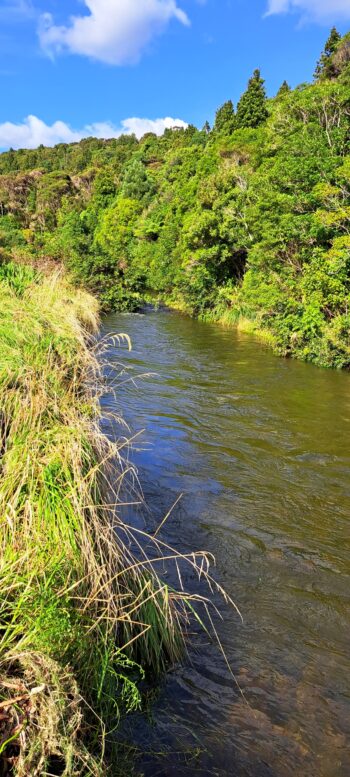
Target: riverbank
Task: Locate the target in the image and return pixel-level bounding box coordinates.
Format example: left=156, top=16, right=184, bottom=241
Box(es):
left=0, top=267, right=191, bottom=775
left=152, top=290, right=350, bottom=370
left=148, top=293, right=286, bottom=360
left=203, top=304, right=350, bottom=370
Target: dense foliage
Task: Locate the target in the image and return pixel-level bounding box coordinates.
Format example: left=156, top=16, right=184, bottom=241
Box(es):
left=1, top=28, right=350, bottom=367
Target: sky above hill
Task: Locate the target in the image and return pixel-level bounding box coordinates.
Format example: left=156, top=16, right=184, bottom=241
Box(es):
left=0, top=0, right=349, bottom=149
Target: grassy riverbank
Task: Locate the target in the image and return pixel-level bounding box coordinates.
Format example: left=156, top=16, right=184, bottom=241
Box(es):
left=0, top=266, right=193, bottom=775
left=201, top=300, right=350, bottom=368
left=162, top=287, right=350, bottom=369
left=152, top=292, right=280, bottom=354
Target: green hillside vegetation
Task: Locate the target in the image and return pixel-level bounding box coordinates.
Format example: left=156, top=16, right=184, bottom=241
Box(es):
left=0, top=28, right=350, bottom=368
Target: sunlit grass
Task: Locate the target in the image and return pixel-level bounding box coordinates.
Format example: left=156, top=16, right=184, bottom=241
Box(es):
left=0, top=268, right=232, bottom=775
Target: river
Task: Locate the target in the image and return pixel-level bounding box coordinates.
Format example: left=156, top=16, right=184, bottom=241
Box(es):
left=100, top=308, right=350, bottom=777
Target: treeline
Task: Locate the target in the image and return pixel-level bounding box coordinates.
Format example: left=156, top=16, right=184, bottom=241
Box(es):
left=0, top=28, right=350, bottom=367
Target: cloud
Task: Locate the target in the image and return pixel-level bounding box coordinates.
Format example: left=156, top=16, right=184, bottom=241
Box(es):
left=0, top=114, right=188, bottom=150
left=265, top=0, right=350, bottom=22
left=118, top=116, right=188, bottom=136
left=39, top=0, right=190, bottom=65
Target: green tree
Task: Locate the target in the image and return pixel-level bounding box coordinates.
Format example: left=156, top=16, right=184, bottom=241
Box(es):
left=236, top=69, right=268, bottom=129
left=1, top=59, right=350, bottom=367
left=314, top=27, right=341, bottom=81
left=214, top=100, right=236, bottom=134
left=121, top=159, right=155, bottom=202
left=276, top=80, right=291, bottom=98
left=92, top=196, right=143, bottom=309
left=332, top=32, right=350, bottom=80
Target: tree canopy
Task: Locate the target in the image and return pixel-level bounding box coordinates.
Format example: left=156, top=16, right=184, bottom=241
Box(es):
left=214, top=100, right=236, bottom=135
left=276, top=80, right=291, bottom=98
left=236, top=69, right=268, bottom=129
left=314, top=27, right=342, bottom=80
left=0, top=30, right=350, bottom=369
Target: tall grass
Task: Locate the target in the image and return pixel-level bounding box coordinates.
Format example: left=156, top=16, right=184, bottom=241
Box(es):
left=0, top=268, right=231, bottom=775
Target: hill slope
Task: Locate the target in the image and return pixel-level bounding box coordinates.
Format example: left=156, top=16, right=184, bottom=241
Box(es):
left=1, top=30, right=350, bottom=368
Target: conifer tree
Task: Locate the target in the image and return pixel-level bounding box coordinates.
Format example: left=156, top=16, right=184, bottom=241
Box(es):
left=121, top=159, right=154, bottom=202
left=236, top=69, right=268, bottom=129
left=332, top=32, right=350, bottom=80
left=276, top=80, right=291, bottom=98
left=203, top=120, right=211, bottom=134
left=314, top=27, right=341, bottom=81
left=213, top=100, right=236, bottom=135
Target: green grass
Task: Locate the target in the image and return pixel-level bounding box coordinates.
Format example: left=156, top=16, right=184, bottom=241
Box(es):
left=0, top=265, right=235, bottom=775
left=0, top=268, right=192, bottom=775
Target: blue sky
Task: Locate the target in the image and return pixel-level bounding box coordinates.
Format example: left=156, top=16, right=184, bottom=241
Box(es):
left=0, top=0, right=349, bottom=149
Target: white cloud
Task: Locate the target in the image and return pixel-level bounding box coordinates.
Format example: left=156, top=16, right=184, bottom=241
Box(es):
left=118, top=116, right=188, bottom=136
left=266, top=0, right=350, bottom=22
left=0, top=114, right=188, bottom=150
left=39, top=0, right=190, bottom=65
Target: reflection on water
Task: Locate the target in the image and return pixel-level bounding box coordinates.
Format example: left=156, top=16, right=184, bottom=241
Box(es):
left=100, top=309, right=350, bottom=777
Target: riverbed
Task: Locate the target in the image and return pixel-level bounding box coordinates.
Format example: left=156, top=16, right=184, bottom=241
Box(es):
left=100, top=308, right=350, bottom=777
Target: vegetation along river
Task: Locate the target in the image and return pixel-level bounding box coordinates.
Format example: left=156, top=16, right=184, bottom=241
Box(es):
left=100, top=308, right=350, bottom=777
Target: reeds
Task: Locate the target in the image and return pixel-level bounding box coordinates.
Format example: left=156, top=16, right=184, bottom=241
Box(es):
left=0, top=268, right=234, bottom=775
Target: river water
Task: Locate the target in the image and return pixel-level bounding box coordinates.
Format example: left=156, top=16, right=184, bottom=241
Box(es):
left=100, top=308, right=350, bottom=777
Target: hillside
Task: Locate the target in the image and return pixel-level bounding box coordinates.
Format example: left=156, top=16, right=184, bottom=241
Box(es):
left=0, top=28, right=350, bottom=368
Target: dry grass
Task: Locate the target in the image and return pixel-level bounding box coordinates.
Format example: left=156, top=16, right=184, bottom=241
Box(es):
left=0, top=268, right=236, bottom=775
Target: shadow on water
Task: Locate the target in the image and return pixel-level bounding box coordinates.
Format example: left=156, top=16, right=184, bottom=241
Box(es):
left=100, top=309, right=350, bottom=777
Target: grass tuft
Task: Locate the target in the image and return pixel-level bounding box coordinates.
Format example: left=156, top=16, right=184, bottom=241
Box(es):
left=0, top=268, right=232, bottom=774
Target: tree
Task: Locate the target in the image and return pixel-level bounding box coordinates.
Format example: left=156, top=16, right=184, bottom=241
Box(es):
left=236, top=69, right=268, bottom=129
left=332, top=32, right=350, bottom=80
left=1, top=57, right=350, bottom=366
left=213, top=100, right=236, bottom=135
left=276, top=80, right=291, bottom=98
left=121, top=159, right=155, bottom=202
left=314, top=27, right=342, bottom=81
left=203, top=121, right=211, bottom=135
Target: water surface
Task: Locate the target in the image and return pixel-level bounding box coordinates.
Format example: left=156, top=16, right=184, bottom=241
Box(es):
left=100, top=309, right=350, bottom=777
